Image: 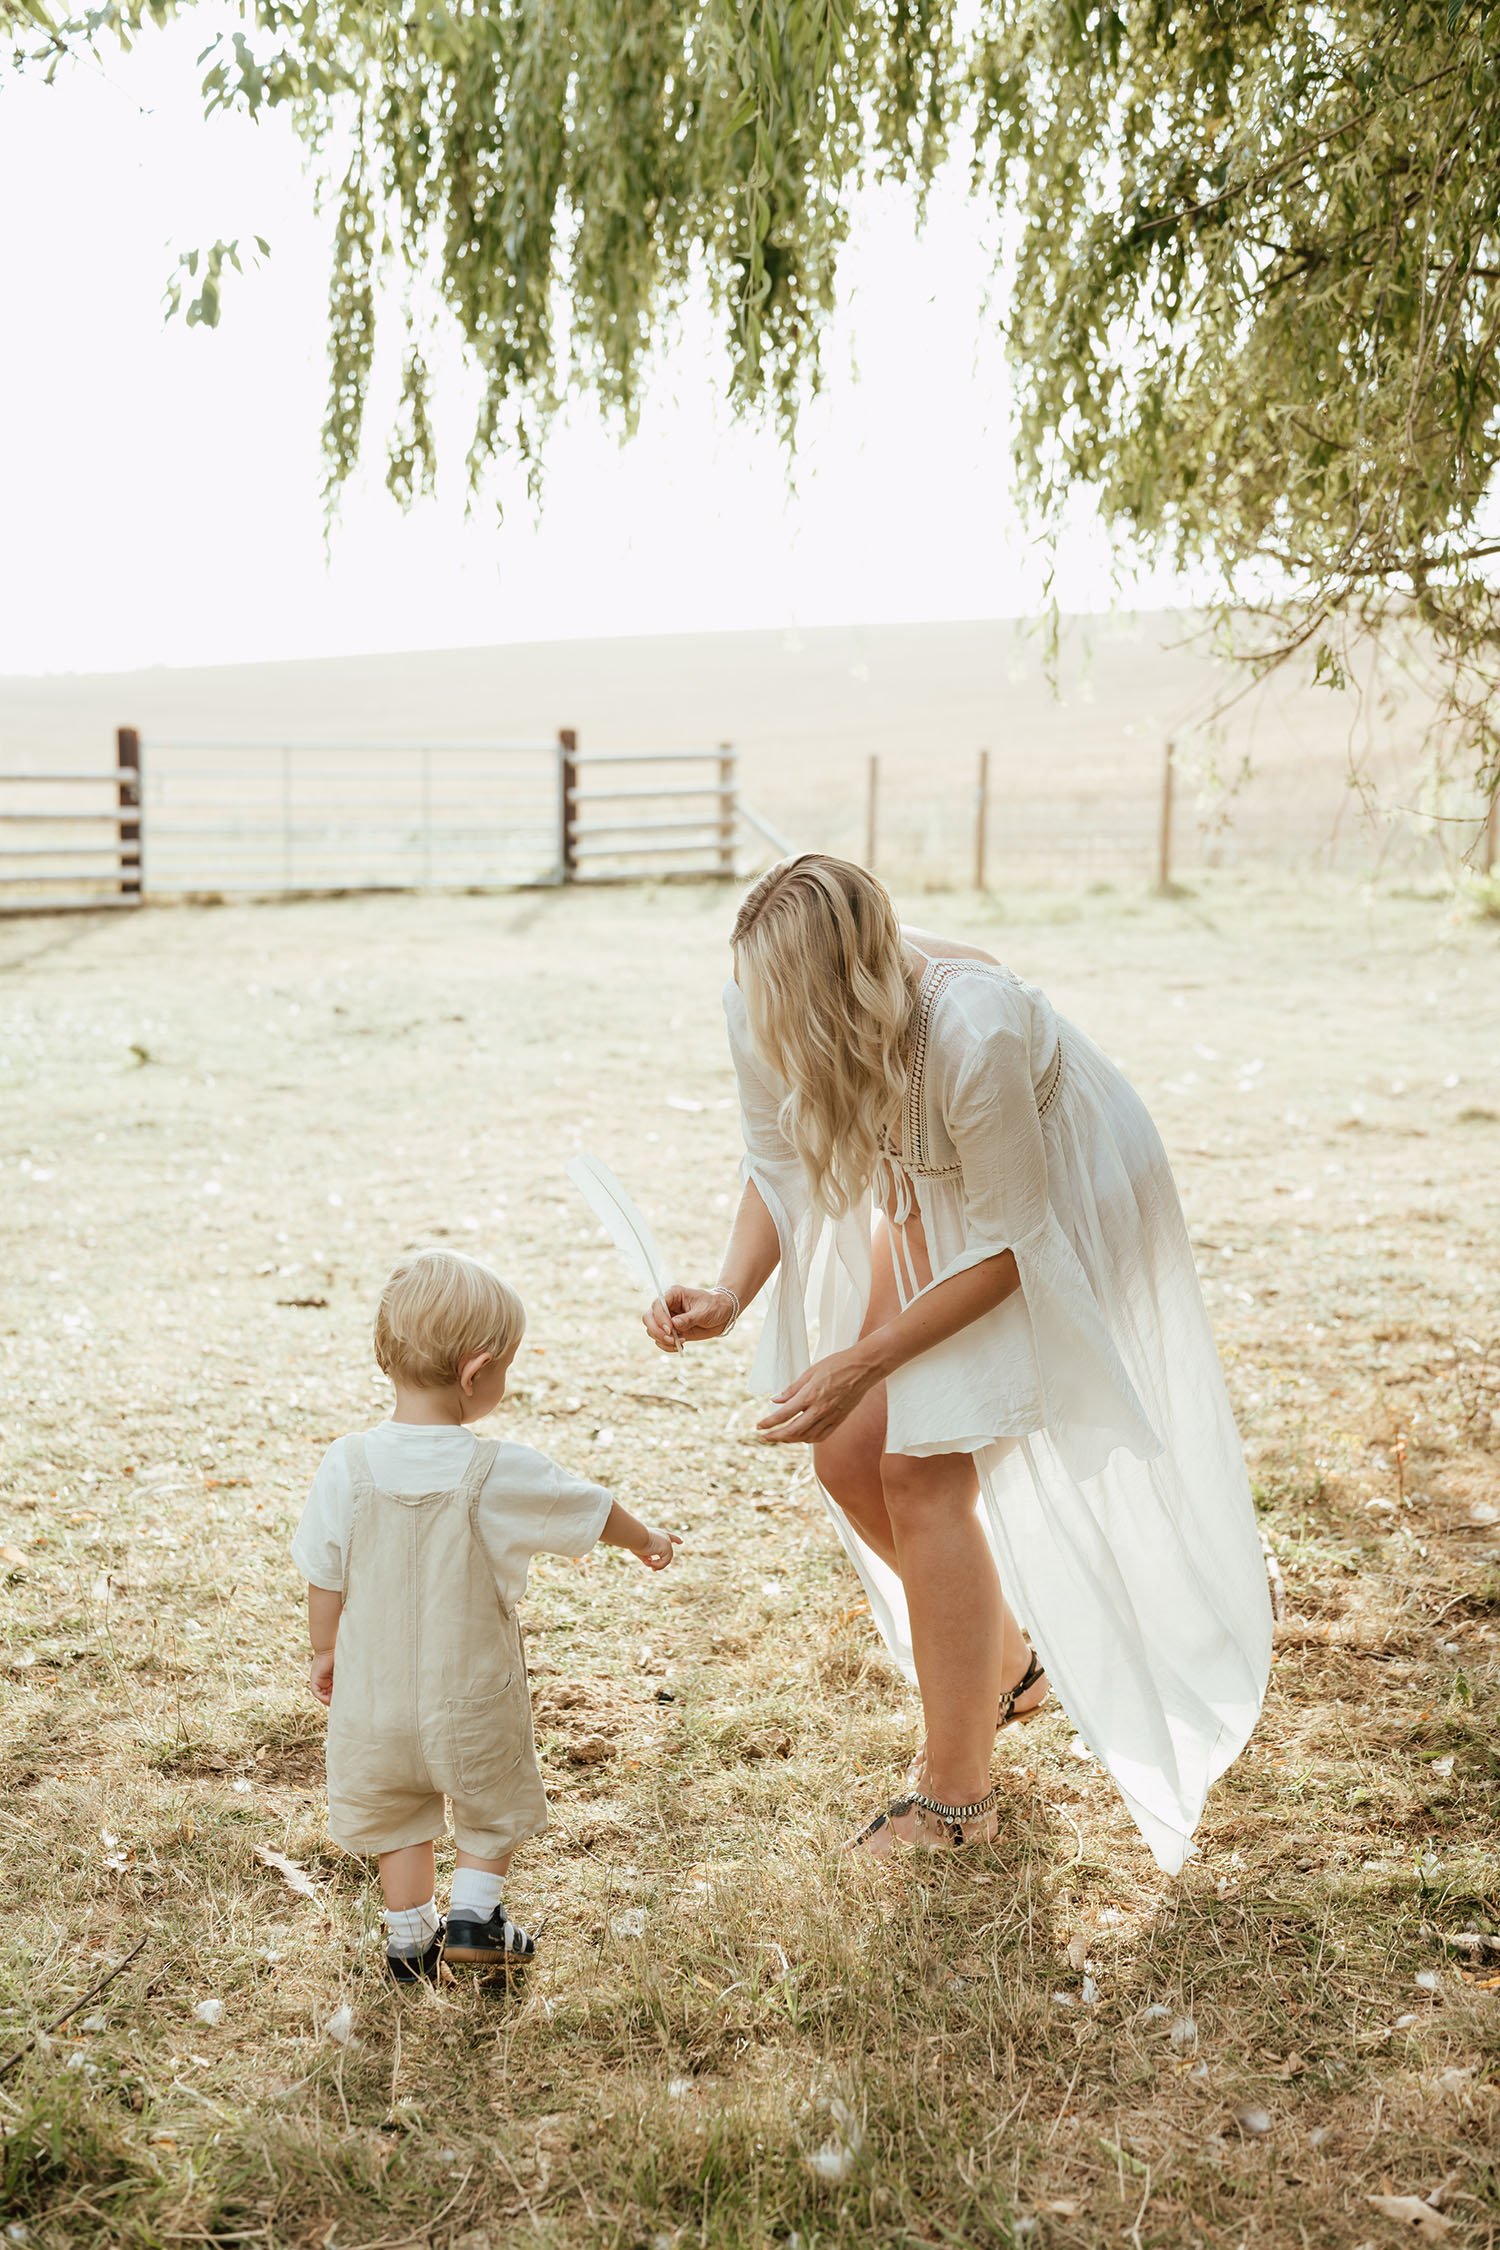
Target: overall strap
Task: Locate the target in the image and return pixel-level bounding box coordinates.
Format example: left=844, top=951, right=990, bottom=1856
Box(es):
left=339, top=1436, right=381, bottom=1602
left=459, top=1435, right=501, bottom=1516
left=344, top=1435, right=380, bottom=1502
left=459, top=1437, right=511, bottom=1616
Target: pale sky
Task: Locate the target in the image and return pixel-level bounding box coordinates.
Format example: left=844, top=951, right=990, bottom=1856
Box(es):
left=0, top=14, right=1205, bottom=676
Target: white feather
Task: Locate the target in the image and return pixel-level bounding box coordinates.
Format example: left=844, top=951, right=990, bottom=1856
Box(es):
left=565, top=1155, right=670, bottom=1303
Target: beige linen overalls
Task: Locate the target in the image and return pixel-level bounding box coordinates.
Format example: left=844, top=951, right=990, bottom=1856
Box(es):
left=325, top=1434, right=548, bottom=1859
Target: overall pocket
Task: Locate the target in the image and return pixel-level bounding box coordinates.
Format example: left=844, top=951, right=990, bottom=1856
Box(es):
left=443, top=1679, right=527, bottom=1798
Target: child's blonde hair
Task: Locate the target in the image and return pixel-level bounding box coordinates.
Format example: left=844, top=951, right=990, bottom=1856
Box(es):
left=374, top=1248, right=525, bottom=1390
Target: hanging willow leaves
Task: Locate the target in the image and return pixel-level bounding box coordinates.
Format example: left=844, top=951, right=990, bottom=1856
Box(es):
left=9, top=0, right=1500, bottom=791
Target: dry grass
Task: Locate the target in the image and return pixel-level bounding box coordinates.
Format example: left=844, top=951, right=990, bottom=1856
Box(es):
left=1, top=873, right=1498, bottom=2249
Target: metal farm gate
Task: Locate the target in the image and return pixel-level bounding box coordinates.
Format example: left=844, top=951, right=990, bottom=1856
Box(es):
left=0, top=731, right=758, bottom=912
left=136, top=733, right=563, bottom=896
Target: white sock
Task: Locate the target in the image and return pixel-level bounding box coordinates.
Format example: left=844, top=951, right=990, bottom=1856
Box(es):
left=449, top=1868, right=505, bottom=1922
left=385, top=1899, right=440, bottom=1956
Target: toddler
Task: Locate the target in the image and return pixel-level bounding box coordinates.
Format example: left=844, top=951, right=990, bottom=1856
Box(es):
left=291, top=1246, right=678, bottom=1983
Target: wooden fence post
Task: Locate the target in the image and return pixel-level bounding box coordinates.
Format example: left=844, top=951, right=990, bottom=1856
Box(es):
left=116, top=727, right=141, bottom=900
left=973, top=748, right=990, bottom=891
left=558, top=728, right=578, bottom=883
left=717, top=742, right=737, bottom=879
left=864, top=753, right=878, bottom=870
left=1155, top=737, right=1176, bottom=895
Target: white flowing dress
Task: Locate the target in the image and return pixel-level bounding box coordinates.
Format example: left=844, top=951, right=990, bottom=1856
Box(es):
left=725, top=956, right=1272, bottom=1874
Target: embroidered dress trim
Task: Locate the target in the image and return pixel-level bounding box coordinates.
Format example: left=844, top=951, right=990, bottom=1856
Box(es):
left=884, top=959, right=1066, bottom=1182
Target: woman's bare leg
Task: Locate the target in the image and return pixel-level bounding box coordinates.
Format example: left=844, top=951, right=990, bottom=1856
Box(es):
left=812, top=1380, right=898, bottom=1569
left=812, top=1230, right=898, bottom=1566
left=880, top=1446, right=1010, bottom=1806
left=815, top=1218, right=1045, bottom=1842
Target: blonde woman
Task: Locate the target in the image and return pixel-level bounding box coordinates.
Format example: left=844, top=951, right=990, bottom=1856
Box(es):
left=646, top=854, right=1272, bottom=1868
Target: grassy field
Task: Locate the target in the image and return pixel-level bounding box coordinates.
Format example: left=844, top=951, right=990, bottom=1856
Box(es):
left=1, top=873, right=1498, bottom=2249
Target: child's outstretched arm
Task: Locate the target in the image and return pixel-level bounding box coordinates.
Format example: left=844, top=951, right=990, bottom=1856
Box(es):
left=598, top=1501, right=682, bottom=1572
left=306, top=1584, right=343, bottom=1703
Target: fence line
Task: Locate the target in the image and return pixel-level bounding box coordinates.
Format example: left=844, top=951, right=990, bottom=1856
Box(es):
left=0, top=733, right=142, bottom=912
left=6, top=726, right=1493, bottom=914
left=0, top=732, right=762, bottom=912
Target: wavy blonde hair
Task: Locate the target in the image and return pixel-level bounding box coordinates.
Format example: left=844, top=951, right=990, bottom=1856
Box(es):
left=731, top=854, right=917, bottom=1217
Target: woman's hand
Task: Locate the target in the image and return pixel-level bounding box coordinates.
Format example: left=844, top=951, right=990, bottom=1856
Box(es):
left=755, top=1346, right=880, bottom=1445
left=643, top=1284, right=737, bottom=1352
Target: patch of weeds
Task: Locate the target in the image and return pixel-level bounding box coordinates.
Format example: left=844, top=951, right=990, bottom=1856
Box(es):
left=0, top=2075, right=139, bottom=2228
left=1251, top=1452, right=1329, bottom=1519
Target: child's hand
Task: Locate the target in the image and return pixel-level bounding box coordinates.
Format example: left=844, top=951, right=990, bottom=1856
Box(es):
left=634, top=1528, right=683, bottom=1571
left=308, top=1649, right=335, bottom=1705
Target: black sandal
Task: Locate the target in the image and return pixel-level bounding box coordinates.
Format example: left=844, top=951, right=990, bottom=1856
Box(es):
left=847, top=1785, right=1000, bottom=1856
left=443, top=1907, right=539, bottom=1972
left=998, top=1648, right=1048, bottom=1729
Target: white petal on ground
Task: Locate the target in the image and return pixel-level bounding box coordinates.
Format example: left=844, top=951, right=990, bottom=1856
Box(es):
left=1365, top=2194, right=1454, bottom=2239
left=252, top=1844, right=320, bottom=1903
left=806, top=2136, right=862, bottom=2183
left=1235, top=2106, right=1272, bottom=2135
left=323, top=2003, right=355, bottom=2045
left=612, top=1908, right=647, bottom=1940
left=192, top=1999, right=224, bottom=2028
left=1170, top=2015, right=1199, bottom=2051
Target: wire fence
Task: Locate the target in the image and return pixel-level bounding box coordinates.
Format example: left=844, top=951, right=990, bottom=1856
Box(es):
left=0, top=733, right=752, bottom=911
left=138, top=734, right=562, bottom=896
left=828, top=747, right=1499, bottom=892
left=2, top=728, right=1494, bottom=914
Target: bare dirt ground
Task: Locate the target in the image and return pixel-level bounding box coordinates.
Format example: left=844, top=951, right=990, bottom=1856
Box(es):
left=1, top=874, right=1498, bottom=2248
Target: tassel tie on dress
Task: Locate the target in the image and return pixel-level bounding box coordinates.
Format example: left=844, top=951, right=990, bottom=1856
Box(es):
left=872, top=1148, right=928, bottom=1302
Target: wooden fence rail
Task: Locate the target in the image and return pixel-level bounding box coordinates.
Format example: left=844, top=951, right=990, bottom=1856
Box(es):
left=559, top=736, right=739, bottom=883
left=0, top=730, right=142, bottom=912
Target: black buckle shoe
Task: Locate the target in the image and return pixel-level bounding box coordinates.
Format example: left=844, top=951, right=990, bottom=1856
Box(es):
left=443, top=1907, right=537, bottom=1972
left=386, top=1926, right=444, bottom=1985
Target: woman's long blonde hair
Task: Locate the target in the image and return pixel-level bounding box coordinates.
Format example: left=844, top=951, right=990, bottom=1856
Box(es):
left=731, top=854, right=917, bottom=1216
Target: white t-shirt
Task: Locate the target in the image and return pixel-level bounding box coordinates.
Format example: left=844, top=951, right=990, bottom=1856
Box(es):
left=291, top=1423, right=614, bottom=1604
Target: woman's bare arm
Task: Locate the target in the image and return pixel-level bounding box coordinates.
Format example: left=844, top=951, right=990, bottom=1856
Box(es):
left=858, top=1248, right=1018, bottom=1381
left=643, top=1176, right=781, bottom=1350
left=756, top=1249, right=1019, bottom=1444
left=716, top=1175, right=782, bottom=1304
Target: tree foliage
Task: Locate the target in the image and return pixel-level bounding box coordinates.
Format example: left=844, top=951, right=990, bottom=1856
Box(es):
left=11, top=1, right=1500, bottom=789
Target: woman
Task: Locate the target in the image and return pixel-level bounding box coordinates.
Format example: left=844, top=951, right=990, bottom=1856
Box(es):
left=646, top=855, right=1271, bottom=1871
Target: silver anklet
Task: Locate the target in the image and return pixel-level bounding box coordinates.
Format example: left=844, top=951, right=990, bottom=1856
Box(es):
left=909, top=1785, right=998, bottom=1825
left=709, top=1283, right=741, bottom=1332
